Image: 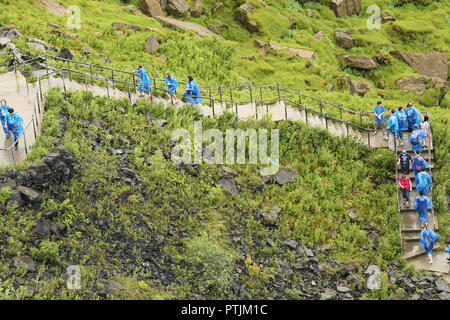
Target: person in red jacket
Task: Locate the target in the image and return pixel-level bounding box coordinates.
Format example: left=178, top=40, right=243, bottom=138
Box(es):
left=398, top=171, right=412, bottom=208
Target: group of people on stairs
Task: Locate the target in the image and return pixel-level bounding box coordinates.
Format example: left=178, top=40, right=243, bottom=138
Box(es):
left=1, top=99, right=23, bottom=149
left=373, top=101, right=430, bottom=150
left=396, top=135, right=442, bottom=264
left=134, top=65, right=202, bottom=105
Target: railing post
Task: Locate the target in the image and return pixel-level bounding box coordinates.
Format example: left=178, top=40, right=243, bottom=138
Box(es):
left=360, top=112, right=363, bottom=125
left=13, top=54, right=17, bottom=74
left=67, top=60, right=72, bottom=81
left=212, top=98, right=215, bottom=117
left=23, top=131, right=28, bottom=155
left=61, top=69, right=67, bottom=91
left=32, top=113, right=37, bottom=139
left=284, top=100, right=288, bottom=120
left=229, top=86, right=233, bottom=102
left=106, top=78, right=110, bottom=98
left=209, top=85, right=212, bottom=110
left=304, top=106, right=308, bottom=123
left=45, top=56, right=49, bottom=77
left=367, top=130, right=371, bottom=147
left=319, top=99, right=323, bottom=114
left=249, top=85, right=253, bottom=102
left=112, top=69, right=115, bottom=90
left=84, top=74, right=88, bottom=91
left=339, top=104, right=343, bottom=120
left=11, top=147, right=16, bottom=167
left=277, top=81, right=280, bottom=101
left=90, top=64, right=93, bottom=84
left=128, top=82, right=132, bottom=103
left=324, top=113, right=328, bottom=129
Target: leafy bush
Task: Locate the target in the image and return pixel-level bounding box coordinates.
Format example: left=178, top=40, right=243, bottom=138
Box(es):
left=176, top=233, right=234, bottom=297
left=32, top=239, right=60, bottom=264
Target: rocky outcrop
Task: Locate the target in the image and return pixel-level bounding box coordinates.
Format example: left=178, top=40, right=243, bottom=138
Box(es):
left=235, top=2, right=259, bottom=33
left=396, top=76, right=446, bottom=96
left=331, top=0, right=361, bottom=18
left=313, top=31, right=325, bottom=41
left=139, top=0, right=164, bottom=17
left=112, top=22, right=156, bottom=32
left=340, top=54, right=377, bottom=70
left=166, top=0, right=189, bottom=15
left=59, top=47, right=73, bottom=60
left=0, top=37, right=11, bottom=49
left=154, top=16, right=220, bottom=38
left=334, top=29, right=352, bottom=49
left=144, top=35, right=160, bottom=53
left=0, top=146, right=78, bottom=207
left=373, top=54, right=391, bottom=66
left=34, top=0, right=67, bottom=16
left=390, top=51, right=448, bottom=81
left=259, top=41, right=314, bottom=59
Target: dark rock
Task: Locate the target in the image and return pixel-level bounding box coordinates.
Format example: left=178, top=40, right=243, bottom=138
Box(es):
left=274, top=168, right=297, bottom=185
left=435, top=279, right=449, bottom=293
left=259, top=206, right=280, bottom=226
left=34, top=220, right=51, bottom=239
left=166, top=0, right=189, bottom=15
left=235, top=2, right=259, bottom=33
left=373, top=54, right=391, bottom=66
left=285, top=239, right=297, bottom=250
left=321, top=288, right=337, bottom=300
left=217, top=178, right=239, bottom=194
left=304, top=247, right=315, bottom=257
left=331, top=0, right=361, bottom=18
left=59, top=47, right=73, bottom=60
left=139, top=0, right=164, bottom=17
left=0, top=27, right=22, bottom=40
left=100, top=280, right=124, bottom=294
left=17, top=186, right=41, bottom=202
left=13, top=256, right=36, bottom=272
left=335, top=29, right=352, bottom=49
left=221, top=166, right=238, bottom=177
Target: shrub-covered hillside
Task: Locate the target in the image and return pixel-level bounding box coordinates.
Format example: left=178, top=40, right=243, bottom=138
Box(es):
left=0, top=88, right=429, bottom=299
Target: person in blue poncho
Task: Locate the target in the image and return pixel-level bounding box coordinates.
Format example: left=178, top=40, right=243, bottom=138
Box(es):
left=409, top=124, right=427, bottom=153
left=396, top=106, right=407, bottom=132
left=184, top=76, right=202, bottom=104
left=447, top=244, right=450, bottom=262
left=415, top=167, right=432, bottom=196
left=135, top=65, right=152, bottom=100
left=1, top=99, right=11, bottom=137
left=412, top=151, right=429, bottom=178
left=373, top=101, right=385, bottom=136
left=405, top=102, right=423, bottom=132
left=5, top=108, right=23, bottom=150
left=384, top=109, right=403, bottom=146
left=414, top=190, right=432, bottom=229
left=165, top=72, right=179, bottom=105
left=419, top=223, right=439, bottom=264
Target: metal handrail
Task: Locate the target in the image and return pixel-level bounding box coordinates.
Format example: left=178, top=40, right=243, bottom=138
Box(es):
left=13, top=53, right=372, bottom=119
left=425, top=111, right=436, bottom=230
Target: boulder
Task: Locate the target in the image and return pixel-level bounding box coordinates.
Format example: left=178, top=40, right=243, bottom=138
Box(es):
left=335, top=29, right=352, bottom=49
left=13, top=256, right=36, bottom=272
left=166, top=0, right=189, bottom=15
left=241, top=55, right=255, bottom=60
left=0, top=37, right=11, bottom=49
left=235, top=2, right=259, bottom=33
left=435, top=279, right=449, bottom=293
left=327, top=83, right=334, bottom=91
left=260, top=206, right=281, bottom=226
left=139, top=0, right=164, bottom=17
left=340, top=54, right=377, bottom=70
left=17, top=186, right=41, bottom=202
left=321, top=288, right=337, bottom=300
left=154, top=16, right=220, bottom=38
left=285, top=47, right=314, bottom=59
left=396, top=76, right=445, bottom=96
left=390, top=51, right=448, bottom=81
left=313, top=31, right=324, bottom=40
left=306, top=9, right=313, bottom=17
left=218, top=178, right=239, bottom=194
left=190, top=0, right=203, bottom=18
left=380, top=12, right=396, bottom=22
left=347, top=79, right=372, bottom=97
left=59, top=47, right=73, bottom=60
left=0, top=27, right=22, bottom=40
left=331, top=0, right=361, bottom=18
left=377, top=80, right=385, bottom=89
left=83, top=46, right=91, bottom=56
left=274, top=168, right=298, bottom=185
left=221, top=166, right=238, bottom=176
left=100, top=280, right=124, bottom=294
left=144, top=35, right=160, bottom=53
left=159, top=0, right=168, bottom=10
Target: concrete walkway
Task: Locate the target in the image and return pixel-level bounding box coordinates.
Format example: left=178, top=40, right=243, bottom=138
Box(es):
left=0, top=71, right=41, bottom=166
